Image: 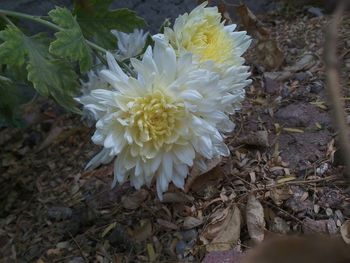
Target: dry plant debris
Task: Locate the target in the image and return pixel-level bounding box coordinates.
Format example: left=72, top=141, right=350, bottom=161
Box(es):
left=1, top=2, right=350, bottom=263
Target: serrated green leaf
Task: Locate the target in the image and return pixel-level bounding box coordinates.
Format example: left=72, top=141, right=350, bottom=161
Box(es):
left=49, top=7, right=92, bottom=72
left=0, top=25, right=80, bottom=113
left=74, top=0, right=146, bottom=49
left=0, top=25, right=27, bottom=65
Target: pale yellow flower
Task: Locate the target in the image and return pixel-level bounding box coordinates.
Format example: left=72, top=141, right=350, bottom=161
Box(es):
left=164, top=2, right=251, bottom=72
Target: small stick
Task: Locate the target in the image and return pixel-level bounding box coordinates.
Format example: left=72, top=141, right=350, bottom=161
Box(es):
left=324, top=1, right=350, bottom=180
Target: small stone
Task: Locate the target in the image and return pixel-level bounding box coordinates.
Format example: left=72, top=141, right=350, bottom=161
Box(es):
left=326, top=208, right=333, bottom=216
left=316, top=163, right=329, bottom=176
left=181, top=229, right=197, bottom=242
left=265, top=77, right=280, bottom=95
left=271, top=217, right=290, bottom=234
left=335, top=210, right=344, bottom=223
left=310, top=81, right=323, bottom=94
left=281, top=85, right=290, bottom=98
left=175, top=240, right=187, bottom=256
left=314, top=204, right=320, bottom=214
left=307, top=7, right=324, bottom=17
left=295, top=72, right=309, bottom=82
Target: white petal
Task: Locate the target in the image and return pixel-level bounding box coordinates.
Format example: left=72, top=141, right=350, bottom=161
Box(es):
left=173, top=144, right=195, bottom=166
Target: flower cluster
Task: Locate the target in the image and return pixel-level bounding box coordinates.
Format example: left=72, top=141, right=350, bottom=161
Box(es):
left=77, top=2, right=251, bottom=199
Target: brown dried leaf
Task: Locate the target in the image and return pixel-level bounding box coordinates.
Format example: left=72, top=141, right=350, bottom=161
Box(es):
left=47, top=206, right=72, bottom=221
left=285, top=53, right=318, bottom=72
left=185, top=156, right=223, bottom=193
left=340, top=220, right=350, bottom=244
left=36, top=126, right=65, bottom=152
left=237, top=4, right=283, bottom=70
left=237, top=4, right=270, bottom=39
left=132, top=219, right=152, bottom=242
left=246, top=194, right=265, bottom=243
left=218, top=0, right=232, bottom=24
left=203, top=208, right=230, bottom=240
left=269, top=186, right=293, bottom=206
left=203, top=205, right=241, bottom=252
left=236, top=130, right=269, bottom=148
left=162, top=192, right=194, bottom=204
left=121, top=189, right=148, bottom=210
left=256, top=39, right=284, bottom=70
left=156, top=219, right=178, bottom=230
left=183, top=216, right=203, bottom=229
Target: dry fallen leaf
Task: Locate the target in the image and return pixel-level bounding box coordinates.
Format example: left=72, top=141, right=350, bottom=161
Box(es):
left=202, top=205, right=241, bottom=252
left=183, top=216, right=203, bottom=230
left=237, top=4, right=284, bottom=70
left=264, top=53, right=318, bottom=81
left=132, top=219, right=152, bottom=242
left=157, top=218, right=178, bottom=230
left=256, top=39, right=284, bottom=71
left=246, top=194, right=265, bottom=243
left=340, top=220, right=350, bottom=244
left=162, top=192, right=194, bottom=204
left=121, top=189, right=148, bottom=210
left=269, top=186, right=292, bottom=206
left=185, top=156, right=223, bottom=193
left=235, top=130, right=269, bottom=148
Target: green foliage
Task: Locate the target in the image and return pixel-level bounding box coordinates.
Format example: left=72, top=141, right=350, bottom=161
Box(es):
left=0, top=25, right=27, bottom=65
left=49, top=7, right=93, bottom=72
left=0, top=25, right=80, bottom=113
left=0, top=76, right=21, bottom=126
left=0, top=2, right=146, bottom=126
left=73, top=0, right=146, bottom=49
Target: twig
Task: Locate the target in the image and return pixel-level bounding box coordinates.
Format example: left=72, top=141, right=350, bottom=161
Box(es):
left=324, top=1, right=350, bottom=180
left=69, top=232, right=88, bottom=262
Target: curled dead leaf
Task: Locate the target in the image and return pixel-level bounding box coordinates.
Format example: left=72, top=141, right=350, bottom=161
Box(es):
left=269, top=185, right=293, bottom=206
left=235, top=130, right=269, bottom=148
left=121, top=189, right=148, bottom=210
left=132, top=219, right=152, bottom=242
left=162, top=192, right=194, bottom=204
left=202, top=205, right=241, bottom=252
left=237, top=4, right=284, bottom=70
left=246, top=194, right=265, bottom=243
left=183, top=216, right=203, bottom=230
left=185, top=156, right=222, bottom=193
left=256, top=39, right=284, bottom=70
left=340, top=220, right=350, bottom=244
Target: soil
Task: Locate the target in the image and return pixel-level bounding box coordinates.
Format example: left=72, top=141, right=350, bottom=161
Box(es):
left=1, top=1, right=350, bottom=263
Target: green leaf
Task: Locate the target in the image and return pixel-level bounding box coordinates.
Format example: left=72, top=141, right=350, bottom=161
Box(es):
left=0, top=25, right=27, bottom=65
left=49, top=7, right=92, bottom=72
left=0, top=25, right=80, bottom=113
left=0, top=75, right=21, bottom=126
left=73, top=0, right=146, bottom=49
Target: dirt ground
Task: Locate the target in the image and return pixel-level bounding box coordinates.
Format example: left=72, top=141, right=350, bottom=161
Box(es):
left=1, top=2, right=350, bottom=263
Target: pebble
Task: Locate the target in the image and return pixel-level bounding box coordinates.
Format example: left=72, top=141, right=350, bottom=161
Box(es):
left=310, top=81, right=324, bottom=94
left=176, top=240, right=187, bottom=256
left=307, top=7, right=324, bottom=17
left=181, top=229, right=197, bottom=242
left=316, top=163, right=329, bottom=176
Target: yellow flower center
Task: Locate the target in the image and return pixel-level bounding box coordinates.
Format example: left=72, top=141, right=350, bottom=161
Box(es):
left=185, top=24, right=234, bottom=65
left=130, top=91, right=183, bottom=147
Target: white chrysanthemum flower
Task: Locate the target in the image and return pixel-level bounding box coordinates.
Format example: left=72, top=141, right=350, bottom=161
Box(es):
left=77, top=71, right=111, bottom=125
left=111, top=29, right=148, bottom=61
left=164, top=2, right=251, bottom=72
left=78, top=38, right=251, bottom=199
